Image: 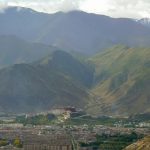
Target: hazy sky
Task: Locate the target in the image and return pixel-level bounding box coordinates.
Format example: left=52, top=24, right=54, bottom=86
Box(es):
left=0, top=0, right=150, bottom=18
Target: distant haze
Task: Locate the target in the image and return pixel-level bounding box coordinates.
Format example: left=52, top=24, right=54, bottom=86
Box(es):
left=0, top=0, right=150, bottom=19
left=1, top=7, right=150, bottom=54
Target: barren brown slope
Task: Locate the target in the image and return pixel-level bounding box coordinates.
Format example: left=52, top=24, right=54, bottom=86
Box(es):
left=86, top=45, right=150, bottom=116
left=124, top=136, right=150, bottom=150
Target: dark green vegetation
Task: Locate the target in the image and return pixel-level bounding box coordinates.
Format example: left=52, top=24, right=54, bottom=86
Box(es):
left=16, top=114, right=122, bottom=126
left=15, top=112, right=150, bottom=127
left=16, top=114, right=56, bottom=125
left=13, top=138, right=23, bottom=148
left=65, top=116, right=122, bottom=126
left=0, top=139, right=9, bottom=147
left=0, top=138, right=23, bottom=148
left=80, top=132, right=143, bottom=150
left=129, top=112, right=150, bottom=122
left=15, top=114, right=113, bottom=126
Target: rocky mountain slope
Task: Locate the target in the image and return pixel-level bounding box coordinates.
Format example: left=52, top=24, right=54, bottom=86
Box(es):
left=86, top=45, right=150, bottom=116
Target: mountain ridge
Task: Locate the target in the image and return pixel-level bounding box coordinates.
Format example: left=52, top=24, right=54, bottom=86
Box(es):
left=1, top=7, right=150, bottom=54
left=0, top=50, right=93, bottom=113
left=0, top=46, right=149, bottom=116
left=0, top=35, right=59, bottom=68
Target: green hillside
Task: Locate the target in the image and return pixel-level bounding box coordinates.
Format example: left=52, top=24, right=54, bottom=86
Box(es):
left=0, top=51, right=93, bottom=113
left=36, top=50, right=94, bottom=87
left=0, top=46, right=149, bottom=116
left=87, top=45, right=150, bottom=116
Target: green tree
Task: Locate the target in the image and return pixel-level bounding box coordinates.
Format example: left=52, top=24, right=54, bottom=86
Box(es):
left=13, top=138, right=23, bottom=148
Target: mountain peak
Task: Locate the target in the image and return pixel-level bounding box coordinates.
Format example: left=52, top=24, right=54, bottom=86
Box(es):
left=2, top=6, right=36, bottom=14
left=136, top=18, right=150, bottom=27
left=52, top=50, right=72, bottom=58
left=1, top=6, right=150, bottom=54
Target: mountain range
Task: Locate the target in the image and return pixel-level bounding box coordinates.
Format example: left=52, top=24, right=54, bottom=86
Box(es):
left=0, top=35, right=59, bottom=68
left=0, top=46, right=149, bottom=116
left=0, top=50, right=93, bottom=113
left=0, top=7, right=149, bottom=116
left=87, top=45, right=150, bottom=116
left=1, top=7, right=150, bottom=54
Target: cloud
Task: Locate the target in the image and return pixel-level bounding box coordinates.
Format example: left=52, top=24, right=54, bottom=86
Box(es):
left=0, top=1, right=8, bottom=12
left=0, top=0, right=80, bottom=13
left=107, top=0, right=150, bottom=18
left=0, top=0, right=150, bottom=18
left=79, top=0, right=150, bottom=18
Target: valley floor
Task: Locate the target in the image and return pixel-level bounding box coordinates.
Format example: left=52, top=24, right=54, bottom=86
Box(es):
left=0, top=124, right=149, bottom=150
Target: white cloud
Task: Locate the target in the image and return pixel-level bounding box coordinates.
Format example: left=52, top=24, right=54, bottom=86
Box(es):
left=79, top=0, right=150, bottom=18
left=0, top=0, right=80, bottom=13
left=0, top=0, right=150, bottom=18
left=0, top=1, right=8, bottom=13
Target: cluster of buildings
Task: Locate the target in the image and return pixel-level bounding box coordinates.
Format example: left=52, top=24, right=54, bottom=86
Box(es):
left=0, top=123, right=149, bottom=150
left=25, top=107, right=84, bottom=119
left=0, top=127, right=72, bottom=150
left=0, top=108, right=149, bottom=150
